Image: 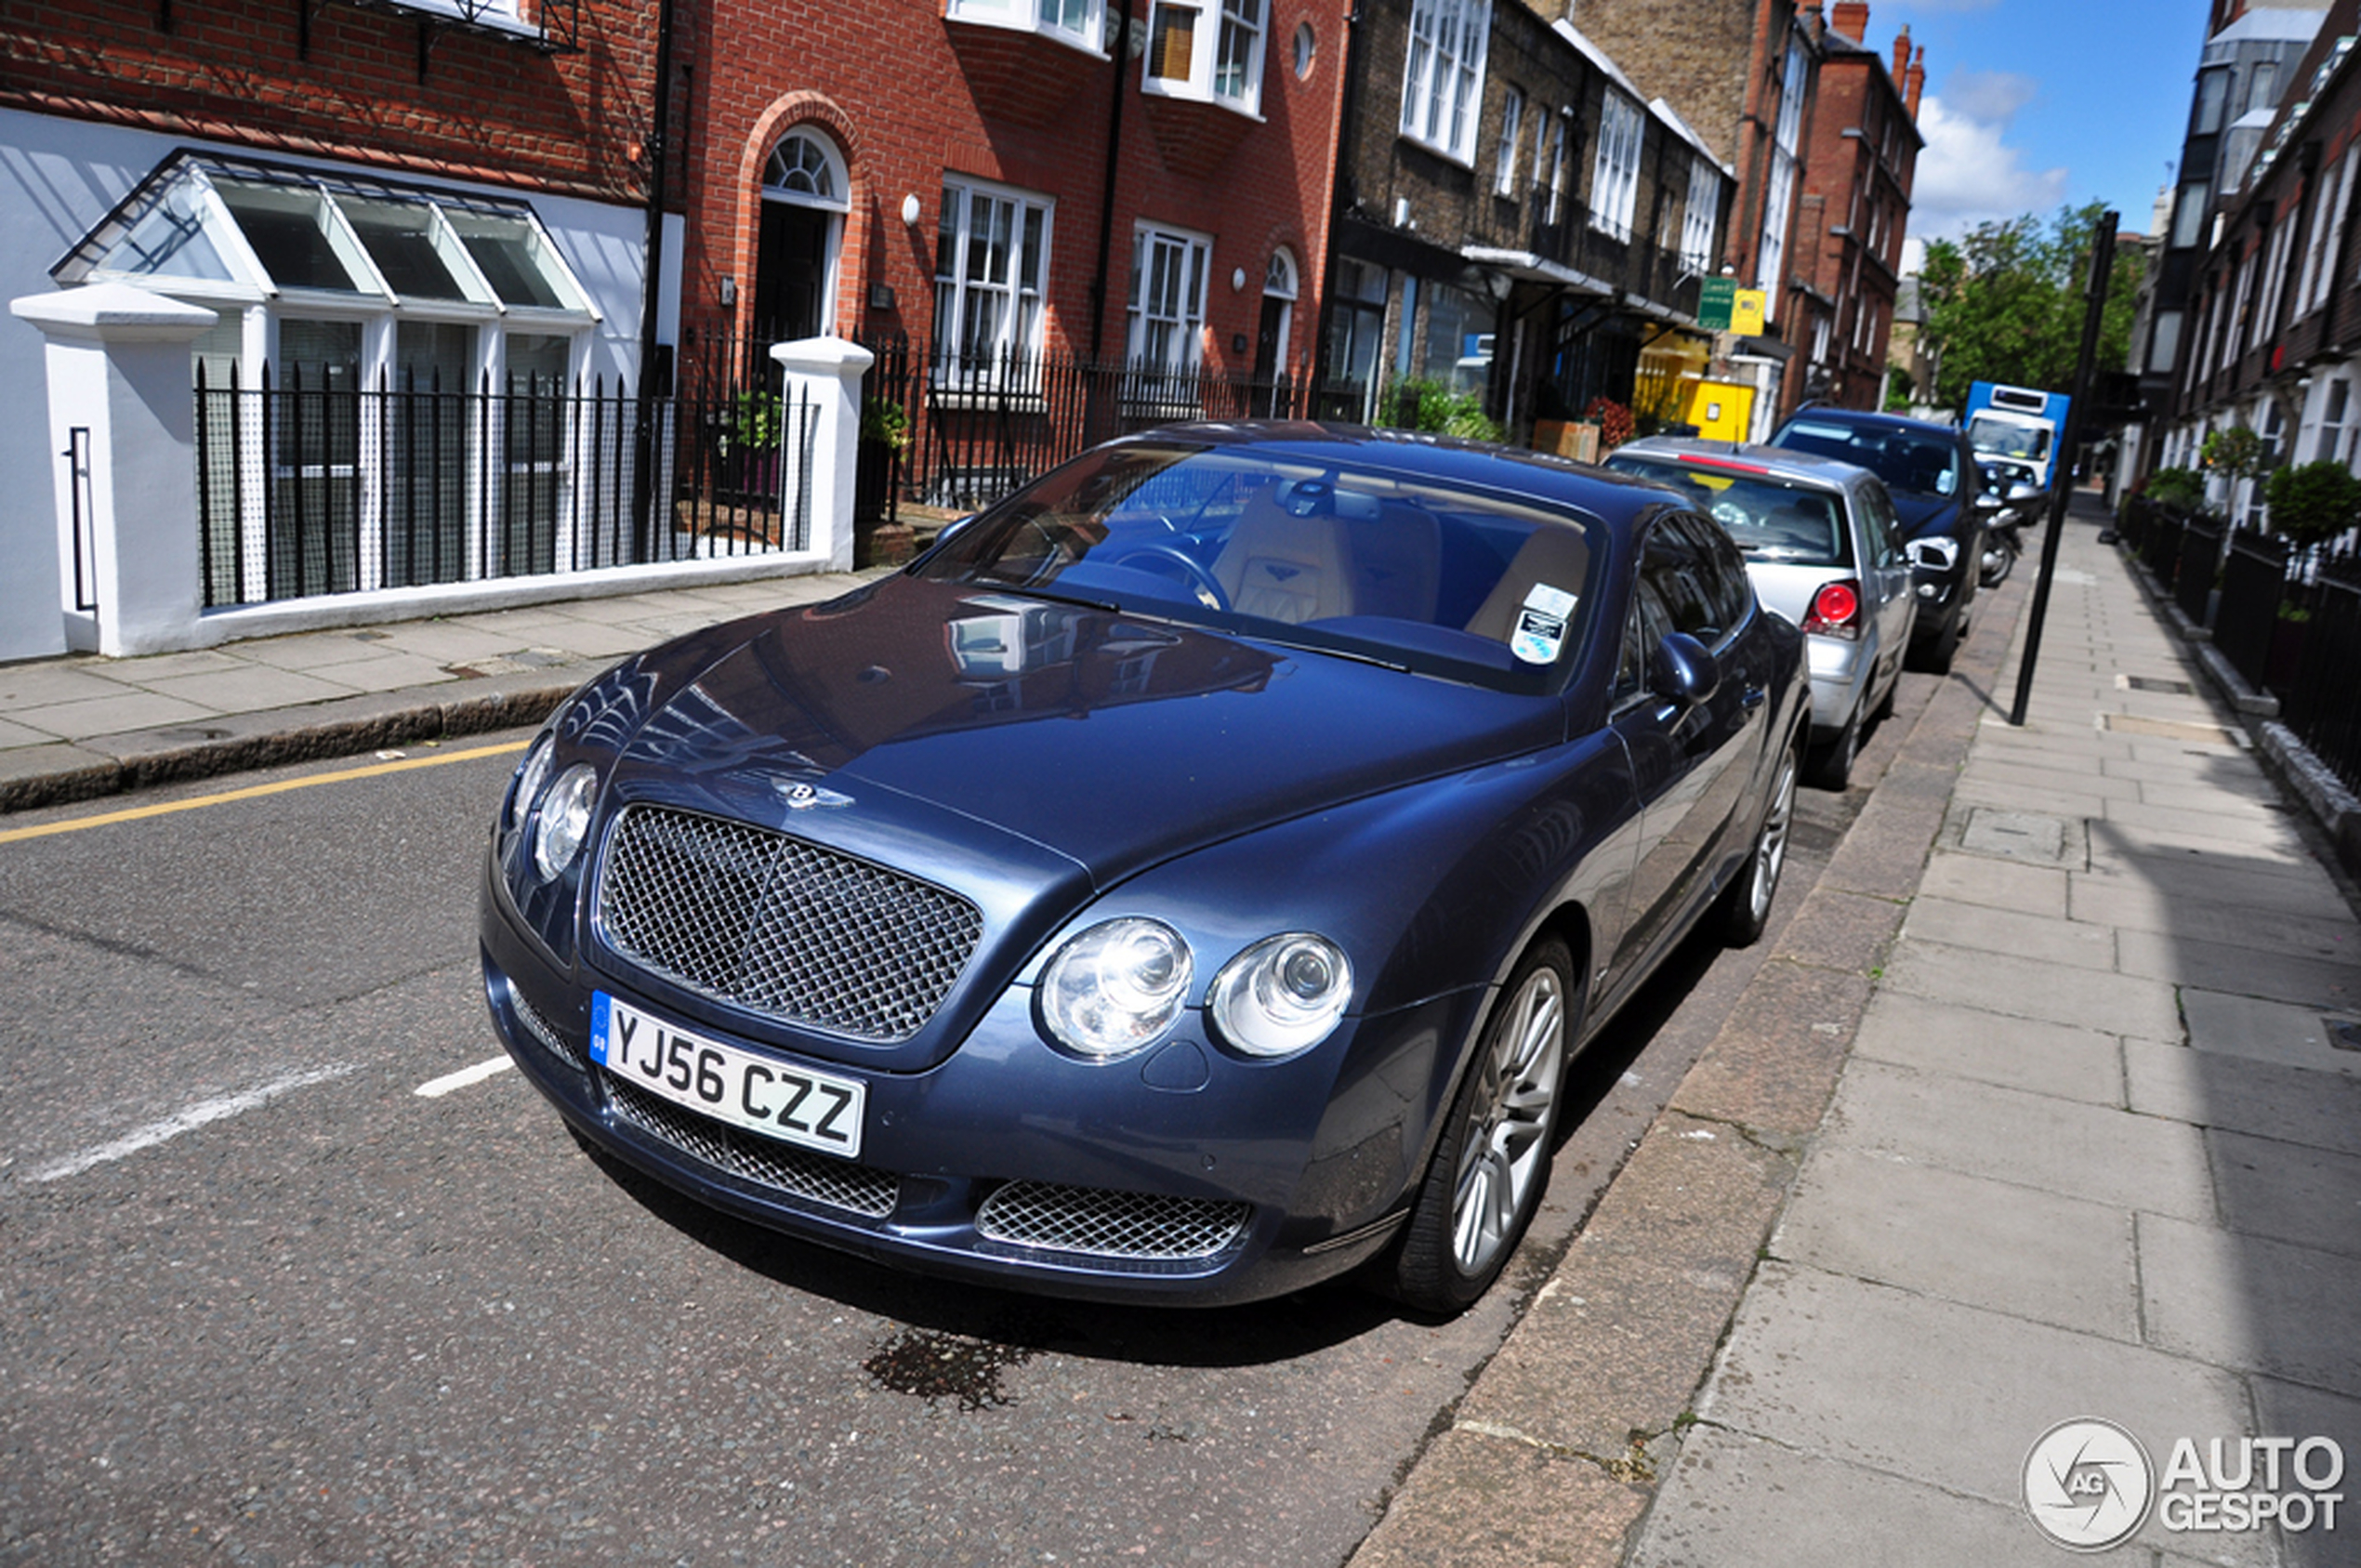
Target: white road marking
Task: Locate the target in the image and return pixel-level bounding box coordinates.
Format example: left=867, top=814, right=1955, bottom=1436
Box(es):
left=414, top=1056, right=516, bottom=1099
left=33, top=1063, right=359, bottom=1183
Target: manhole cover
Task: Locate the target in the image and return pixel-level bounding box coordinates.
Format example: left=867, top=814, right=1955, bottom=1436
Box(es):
left=2327, top=1018, right=2361, bottom=1053
left=2117, top=674, right=2193, bottom=694
left=1960, top=808, right=2070, bottom=864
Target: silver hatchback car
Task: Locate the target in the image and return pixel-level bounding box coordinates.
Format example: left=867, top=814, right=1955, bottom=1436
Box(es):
left=1607, top=439, right=1913, bottom=788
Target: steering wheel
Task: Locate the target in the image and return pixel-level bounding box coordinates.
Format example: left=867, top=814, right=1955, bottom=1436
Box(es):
left=1109, top=545, right=1230, bottom=611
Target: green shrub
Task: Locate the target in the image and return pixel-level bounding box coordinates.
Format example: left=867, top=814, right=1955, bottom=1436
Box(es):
left=1378, top=376, right=1505, bottom=443
left=2143, top=467, right=2207, bottom=515
left=2262, top=460, right=2361, bottom=547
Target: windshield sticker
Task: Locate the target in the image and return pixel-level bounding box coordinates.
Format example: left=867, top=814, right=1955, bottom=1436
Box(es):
left=1510, top=584, right=1576, bottom=665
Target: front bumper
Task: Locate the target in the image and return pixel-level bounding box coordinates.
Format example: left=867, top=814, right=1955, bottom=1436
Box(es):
left=480, top=856, right=1484, bottom=1306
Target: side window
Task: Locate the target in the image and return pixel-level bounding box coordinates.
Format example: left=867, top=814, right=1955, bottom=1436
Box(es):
left=1858, top=483, right=1905, bottom=564
left=1616, top=576, right=1675, bottom=705
left=1640, top=522, right=1720, bottom=644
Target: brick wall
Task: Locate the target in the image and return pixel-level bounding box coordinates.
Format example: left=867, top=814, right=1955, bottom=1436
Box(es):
left=0, top=0, right=653, bottom=202
left=679, top=3, right=1349, bottom=375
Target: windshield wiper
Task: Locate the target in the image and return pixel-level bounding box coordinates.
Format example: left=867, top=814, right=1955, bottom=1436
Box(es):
left=1244, top=632, right=1412, bottom=673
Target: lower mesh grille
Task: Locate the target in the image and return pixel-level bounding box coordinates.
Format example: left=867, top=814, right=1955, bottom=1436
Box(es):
left=974, top=1180, right=1250, bottom=1261
left=510, top=986, right=588, bottom=1072
left=603, top=1074, right=900, bottom=1219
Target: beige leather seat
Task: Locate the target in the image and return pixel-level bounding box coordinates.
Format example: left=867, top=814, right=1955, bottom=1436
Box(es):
left=1213, top=487, right=1358, bottom=624
left=1464, top=525, right=1592, bottom=643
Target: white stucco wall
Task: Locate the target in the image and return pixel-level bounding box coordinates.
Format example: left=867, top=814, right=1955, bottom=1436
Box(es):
left=0, top=107, right=681, bottom=664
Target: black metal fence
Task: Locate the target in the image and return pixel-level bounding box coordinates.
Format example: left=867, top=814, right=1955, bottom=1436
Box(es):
left=2215, top=527, right=2291, bottom=690
left=2280, top=554, right=2361, bottom=795
left=193, top=363, right=815, bottom=610
left=2174, top=516, right=2222, bottom=626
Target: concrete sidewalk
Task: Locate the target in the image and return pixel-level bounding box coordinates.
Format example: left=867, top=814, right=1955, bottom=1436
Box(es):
left=0, top=566, right=886, bottom=810
left=1353, top=496, right=2361, bottom=1566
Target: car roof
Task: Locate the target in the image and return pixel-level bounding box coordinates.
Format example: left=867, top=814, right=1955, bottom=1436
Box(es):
left=1127, top=420, right=1689, bottom=529
left=1776, top=406, right=1967, bottom=442
left=1609, top=435, right=1870, bottom=493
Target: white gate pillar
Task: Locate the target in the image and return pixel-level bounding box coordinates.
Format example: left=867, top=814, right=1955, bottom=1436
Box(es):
left=11, top=283, right=219, bottom=656
left=770, top=336, right=876, bottom=574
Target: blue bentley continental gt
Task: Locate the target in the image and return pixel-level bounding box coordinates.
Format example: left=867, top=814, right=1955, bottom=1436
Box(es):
left=480, top=423, right=1809, bottom=1312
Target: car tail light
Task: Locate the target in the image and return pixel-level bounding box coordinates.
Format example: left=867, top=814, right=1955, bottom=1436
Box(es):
left=1802, top=579, right=1863, bottom=639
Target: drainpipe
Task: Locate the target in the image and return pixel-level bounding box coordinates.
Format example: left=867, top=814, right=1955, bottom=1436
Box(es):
left=1088, top=0, right=1135, bottom=361
left=1312, top=1, right=1365, bottom=402
left=631, top=0, right=682, bottom=558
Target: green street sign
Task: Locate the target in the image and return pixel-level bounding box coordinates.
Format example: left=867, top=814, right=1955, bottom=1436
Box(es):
left=1698, top=276, right=1737, bottom=329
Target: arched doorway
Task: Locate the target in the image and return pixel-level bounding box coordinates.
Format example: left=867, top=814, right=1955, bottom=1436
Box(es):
left=753, top=129, right=849, bottom=350
left=1253, top=248, right=1298, bottom=415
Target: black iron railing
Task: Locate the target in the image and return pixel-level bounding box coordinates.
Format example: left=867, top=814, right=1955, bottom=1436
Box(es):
left=2215, top=527, right=2292, bottom=691
left=194, top=362, right=816, bottom=609
left=2283, top=550, right=2361, bottom=794
left=2175, top=516, right=2223, bottom=626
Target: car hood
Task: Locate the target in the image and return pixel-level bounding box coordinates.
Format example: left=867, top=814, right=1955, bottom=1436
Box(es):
left=611, top=574, right=1565, bottom=887
left=1889, top=487, right=1965, bottom=538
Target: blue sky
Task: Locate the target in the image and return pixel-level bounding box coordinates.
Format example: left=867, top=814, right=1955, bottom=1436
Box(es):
left=1874, top=0, right=2216, bottom=266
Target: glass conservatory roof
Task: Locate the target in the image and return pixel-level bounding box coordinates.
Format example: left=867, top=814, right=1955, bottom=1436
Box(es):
left=55, top=151, right=596, bottom=318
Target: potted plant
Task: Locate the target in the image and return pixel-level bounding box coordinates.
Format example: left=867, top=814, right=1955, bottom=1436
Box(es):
left=720, top=388, right=782, bottom=500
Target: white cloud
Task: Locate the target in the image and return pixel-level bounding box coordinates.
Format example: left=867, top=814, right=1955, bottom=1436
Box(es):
left=1902, top=78, right=2069, bottom=270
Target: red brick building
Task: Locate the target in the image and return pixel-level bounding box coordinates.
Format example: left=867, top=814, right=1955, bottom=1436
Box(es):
left=1792, top=1, right=1923, bottom=415
left=675, top=0, right=1352, bottom=487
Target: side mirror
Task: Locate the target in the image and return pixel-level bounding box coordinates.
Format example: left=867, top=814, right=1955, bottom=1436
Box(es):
left=1972, top=490, right=2004, bottom=512
left=1649, top=631, right=1720, bottom=707
left=1909, top=536, right=1960, bottom=571
left=2008, top=482, right=2043, bottom=504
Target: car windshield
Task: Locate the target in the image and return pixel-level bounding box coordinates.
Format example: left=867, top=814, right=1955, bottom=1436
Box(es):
left=1967, top=414, right=2050, bottom=461
left=914, top=441, right=1600, bottom=692
left=1776, top=419, right=1959, bottom=498
left=1604, top=454, right=1854, bottom=569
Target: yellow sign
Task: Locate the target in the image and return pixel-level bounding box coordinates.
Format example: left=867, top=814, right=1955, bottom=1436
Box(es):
left=1730, top=289, right=1767, bottom=336
left=1682, top=380, right=1756, bottom=443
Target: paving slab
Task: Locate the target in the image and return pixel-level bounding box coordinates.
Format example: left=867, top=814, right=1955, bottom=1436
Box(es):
left=2102, top=797, right=2315, bottom=853
left=0, top=663, right=147, bottom=709
left=1667, top=961, right=1873, bottom=1140
left=2074, top=853, right=2358, bottom=925
left=1914, top=850, right=2069, bottom=918
left=140, top=665, right=365, bottom=713
left=2118, top=929, right=2361, bottom=1012
left=1773, top=1142, right=2139, bottom=1339
left=1761, top=885, right=1904, bottom=976
left=1879, top=938, right=2183, bottom=1043
left=2067, top=876, right=2361, bottom=955
left=2087, top=819, right=2324, bottom=877
left=2206, top=1127, right=2361, bottom=1259
left=2182, top=990, right=2361, bottom=1078
left=2125, top=1040, right=2361, bottom=1157
left=2138, top=1213, right=2361, bottom=1399
left=1850, top=990, right=2124, bottom=1106
left=1950, top=771, right=2114, bottom=823
left=1631, top=1423, right=2051, bottom=1568
left=1695, top=1264, right=2268, bottom=1564
left=1822, top=1058, right=2216, bottom=1221
left=7, top=691, right=222, bottom=742
left=1901, top=895, right=2117, bottom=972
left=233, top=630, right=441, bottom=673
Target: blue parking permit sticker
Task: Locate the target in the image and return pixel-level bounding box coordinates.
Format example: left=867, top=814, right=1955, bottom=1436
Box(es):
left=588, top=991, right=612, bottom=1065
left=1510, top=584, right=1576, bottom=665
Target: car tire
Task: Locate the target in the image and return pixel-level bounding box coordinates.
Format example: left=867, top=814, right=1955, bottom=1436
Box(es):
left=1384, top=937, right=1576, bottom=1315
left=1807, top=707, right=1859, bottom=791
left=1714, top=734, right=1800, bottom=947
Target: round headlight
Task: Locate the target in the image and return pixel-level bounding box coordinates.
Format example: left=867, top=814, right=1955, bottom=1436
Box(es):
left=1040, top=917, right=1194, bottom=1059
left=1209, top=933, right=1352, bottom=1058
left=508, top=733, right=555, bottom=837
left=531, top=763, right=599, bottom=881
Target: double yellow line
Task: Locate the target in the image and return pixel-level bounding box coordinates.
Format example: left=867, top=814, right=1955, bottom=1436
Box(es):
left=0, top=739, right=529, bottom=846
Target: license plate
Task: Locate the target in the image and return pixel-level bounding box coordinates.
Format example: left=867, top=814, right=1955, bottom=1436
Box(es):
left=590, top=994, right=864, bottom=1160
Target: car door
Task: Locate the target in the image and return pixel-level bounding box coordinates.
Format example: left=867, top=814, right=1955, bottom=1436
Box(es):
left=1604, top=511, right=1769, bottom=987
left=1854, top=478, right=1915, bottom=690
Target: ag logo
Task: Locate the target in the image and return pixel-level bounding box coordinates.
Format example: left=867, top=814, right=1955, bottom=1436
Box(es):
left=2025, top=1417, right=2155, bottom=1551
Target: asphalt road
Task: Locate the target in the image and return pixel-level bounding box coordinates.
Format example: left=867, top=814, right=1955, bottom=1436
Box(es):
left=0, top=709, right=1884, bottom=1567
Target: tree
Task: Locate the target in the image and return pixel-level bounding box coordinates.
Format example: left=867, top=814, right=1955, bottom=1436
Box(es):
left=1917, top=201, right=2145, bottom=411
left=2263, top=460, right=2361, bottom=547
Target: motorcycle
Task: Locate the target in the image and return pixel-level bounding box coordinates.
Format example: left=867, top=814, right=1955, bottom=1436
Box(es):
left=1976, top=465, right=2045, bottom=587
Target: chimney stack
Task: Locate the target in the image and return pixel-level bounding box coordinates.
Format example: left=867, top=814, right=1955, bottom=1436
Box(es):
left=1832, top=0, right=1869, bottom=41
left=1893, top=24, right=1910, bottom=83
left=1906, top=46, right=1926, bottom=118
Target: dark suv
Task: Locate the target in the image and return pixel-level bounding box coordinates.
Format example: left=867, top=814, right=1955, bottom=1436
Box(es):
left=1768, top=408, right=1988, bottom=672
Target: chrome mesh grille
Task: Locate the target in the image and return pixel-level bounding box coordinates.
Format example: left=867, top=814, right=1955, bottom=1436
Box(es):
left=974, top=1180, right=1250, bottom=1261
left=604, top=1074, right=901, bottom=1218
left=509, top=985, right=588, bottom=1072
left=596, top=806, right=983, bottom=1042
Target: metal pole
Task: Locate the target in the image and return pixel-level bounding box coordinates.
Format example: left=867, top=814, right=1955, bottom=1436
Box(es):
left=630, top=0, right=680, bottom=560
left=2009, top=210, right=2119, bottom=727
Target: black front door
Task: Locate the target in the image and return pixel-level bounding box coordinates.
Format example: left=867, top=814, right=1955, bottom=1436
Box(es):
left=753, top=202, right=830, bottom=349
